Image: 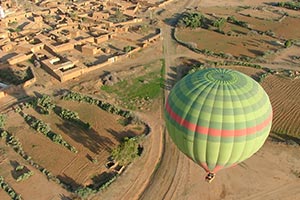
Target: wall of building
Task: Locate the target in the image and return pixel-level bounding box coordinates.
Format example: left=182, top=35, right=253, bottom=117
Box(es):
left=7, top=53, right=33, bottom=65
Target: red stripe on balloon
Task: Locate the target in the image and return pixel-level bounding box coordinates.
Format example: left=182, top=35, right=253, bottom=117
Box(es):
left=165, top=101, right=272, bottom=137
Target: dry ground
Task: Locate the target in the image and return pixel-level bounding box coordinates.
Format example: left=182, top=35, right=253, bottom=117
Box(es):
left=139, top=62, right=300, bottom=200
left=269, top=45, right=300, bottom=66
left=176, top=4, right=300, bottom=59
left=2, top=99, right=144, bottom=193
left=0, top=142, right=70, bottom=200
left=262, top=75, right=300, bottom=137
left=177, top=28, right=277, bottom=58
left=1, top=0, right=300, bottom=199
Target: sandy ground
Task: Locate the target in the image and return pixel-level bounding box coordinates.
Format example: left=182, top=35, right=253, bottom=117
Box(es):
left=0, top=142, right=70, bottom=200
left=262, top=75, right=300, bottom=136
left=104, top=1, right=300, bottom=200
left=199, top=0, right=292, bottom=7
left=1, top=0, right=300, bottom=199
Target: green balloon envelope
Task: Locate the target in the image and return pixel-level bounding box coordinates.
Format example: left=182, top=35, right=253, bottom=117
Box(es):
left=165, top=68, right=272, bottom=173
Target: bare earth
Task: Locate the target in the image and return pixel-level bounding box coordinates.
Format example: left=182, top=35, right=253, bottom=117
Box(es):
left=100, top=1, right=300, bottom=200
left=1, top=0, right=300, bottom=199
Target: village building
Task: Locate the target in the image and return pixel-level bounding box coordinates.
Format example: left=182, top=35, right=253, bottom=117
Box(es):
left=0, top=0, right=162, bottom=82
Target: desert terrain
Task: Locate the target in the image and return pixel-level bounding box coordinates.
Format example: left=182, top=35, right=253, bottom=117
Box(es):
left=0, top=0, right=300, bottom=200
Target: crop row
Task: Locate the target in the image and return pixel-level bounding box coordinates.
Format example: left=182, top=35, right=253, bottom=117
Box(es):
left=0, top=176, right=22, bottom=200
left=62, top=91, right=133, bottom=119
left=18, top=111, right=77, bottom=153
left=0, top=130, right=64, bottom=188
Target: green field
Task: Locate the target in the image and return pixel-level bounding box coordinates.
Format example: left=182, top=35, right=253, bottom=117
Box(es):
left=101, top=60, right=164, bottom=110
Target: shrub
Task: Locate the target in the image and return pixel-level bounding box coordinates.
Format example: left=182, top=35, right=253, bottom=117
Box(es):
left=15, top=165, right=24, bottom=171
left=177, top=12, right=203, bottom=29
left=111, top=137, right=139, bottom=166
left=16, top=171, right=34, bottom=182
left=34, top=95, right=55, bottom=114
left=284, top=39, right=293, bottom=48
left=0, top=175, right=22, bottom=199
left=75, top=187, right=96, bottom=198
left=59, top=108, right=79, bottom=120
left=0, top=114, right=6, bottom=129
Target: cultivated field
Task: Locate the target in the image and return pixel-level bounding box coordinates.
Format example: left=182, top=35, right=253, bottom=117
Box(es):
left=177, top=28, right=277, bottom=58
left=176, top=5, right=300, bottom=59
left=0, top=96, right=145, bottom=198
left=262, top=75, right=300, bottom=137
left=1, top=0, right=300, bottom=199
left=0, top=143, right=69, bottom=200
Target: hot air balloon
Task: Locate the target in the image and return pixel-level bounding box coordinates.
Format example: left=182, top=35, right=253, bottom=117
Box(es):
left=165, top=68, right=272, bottom=183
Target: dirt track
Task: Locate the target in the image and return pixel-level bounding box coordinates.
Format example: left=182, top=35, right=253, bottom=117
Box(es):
left=140, top=1, right=300, bottom=200
left=95, top=1, right=300, bottom=200
left=1, top=1, right=300, bottom=199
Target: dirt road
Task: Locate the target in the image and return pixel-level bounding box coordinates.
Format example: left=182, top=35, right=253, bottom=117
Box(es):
left=140, top=1, right=300, bottom=200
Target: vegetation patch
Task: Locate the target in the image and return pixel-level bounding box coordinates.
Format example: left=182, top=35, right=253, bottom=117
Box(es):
left=0, top=114, right=6, bottom=129
left=14, top=164, right=34, bottom=182
left=31, top=95, right=55, bottom=115
left=0, top=176, right=22, bottom=200
left=111, top=136, right=143, bottom=166
left=0, top=67, right=33, bottom=85
left=56, top=107, right=91, bottom=130
left=0, top=129, right=63, bottom=189
left=174, top=9, right=300, bottom=60
left=275, top=1, right=300, bottom=11
left=15, top=107, right=78, bottom=153
left=101, top=61, right=164, bottom=110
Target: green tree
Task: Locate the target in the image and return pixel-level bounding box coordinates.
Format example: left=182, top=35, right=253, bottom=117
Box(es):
left=0, top=114, right=6, bottom=129
left=59, top=108, right=79, bottom=120
left=178, top=12, right=203, bottom=29
left=284, top=39, right=293, bottom=48
left=124, top=46, right=132, bottom=53
left=35, top=95, right=55, bottom=114
left=111, top=137, right=139, bottom=166
left=213, top=17, right=226, bottom=32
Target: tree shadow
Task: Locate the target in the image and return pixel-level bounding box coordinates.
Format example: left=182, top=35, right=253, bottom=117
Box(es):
left=86, top=153, right=93, bottom=162
left=0, top=64, right=33, bottom=110
left=165, top=58, right=204, bottom=90
left=263, top=2, right=278, bottom=6
left=56, top=121, right=114, bottom=153
left=53, top=105, right=90, bottom=129
left=57, top=173, right=82, bottom=192
left=53, top=89, right=70, bottom=97
left=248, top=49, right=264, bottom=57
left=165, top=66, right=178, bottom=90
left=163, top=13, right=182, bottom=27
left=89, top=171, right=117, bottom=189
left=270, top=133, right=300, bottom=146
left=0, top=53, right=18, bottom=62
left=59, top=194, right=72, bottom=200
left=106, top=128, right=137, bottom=142
left=251, top=71, right=266, bottom=82
left=263, top=39, right=283, bottom=48
left=232, top=29, right=247, bottom=35
left=17, top=21, right=30, bottom=30
left=9, top=160, right=30, bottom=180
